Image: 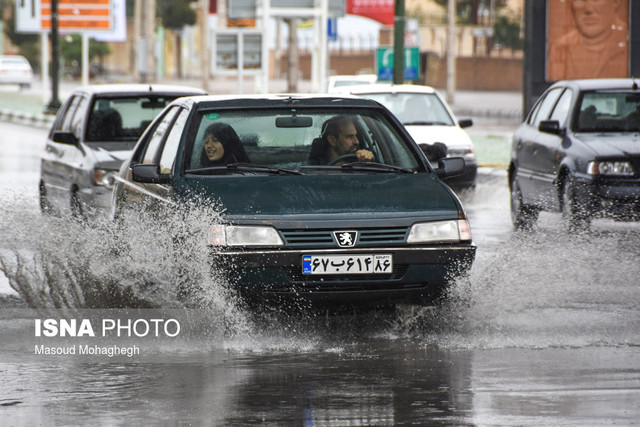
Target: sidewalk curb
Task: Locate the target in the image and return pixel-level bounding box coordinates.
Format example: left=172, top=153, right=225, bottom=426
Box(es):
left=0, top=109, right=55, bottom=129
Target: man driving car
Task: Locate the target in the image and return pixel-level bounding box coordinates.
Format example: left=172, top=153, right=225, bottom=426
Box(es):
left=308, top=115, right=375, bottom=165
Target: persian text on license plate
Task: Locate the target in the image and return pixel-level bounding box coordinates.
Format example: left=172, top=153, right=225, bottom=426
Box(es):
left=302, top=254, right=393, bottom=275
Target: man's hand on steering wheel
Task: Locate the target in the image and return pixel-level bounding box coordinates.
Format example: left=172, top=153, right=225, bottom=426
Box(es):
left=328, top=149, right=375, bottom=165
left=355, top=149, right=375, bottom=162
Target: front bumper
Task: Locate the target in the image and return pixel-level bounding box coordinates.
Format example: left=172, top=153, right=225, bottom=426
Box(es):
left=574, top=176, right=640, bottom=220
left=211, top=245, right=476, bottom=306
left=78, top=185, right=114, bottom=218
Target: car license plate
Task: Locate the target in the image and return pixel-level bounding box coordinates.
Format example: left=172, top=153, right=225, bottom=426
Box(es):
left=302, top=254, right=393, bottom=275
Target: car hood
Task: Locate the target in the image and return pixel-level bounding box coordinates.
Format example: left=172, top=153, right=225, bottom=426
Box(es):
left=575, top=133, right=640, bottom=157
left=180, top=173, right=460, bottom=218
left=404, top=125, right=473, bottom=148
left=89, top=143, right=136, bottom=170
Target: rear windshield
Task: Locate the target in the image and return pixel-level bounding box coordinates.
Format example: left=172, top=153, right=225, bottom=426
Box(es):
left=86, top=95, right=184, bottom=142
left=0, top=56, right=31, bottom=69
left=184, top=107, right=423, bottom=174
left=575, top=91, right=640, bottom=132
left=357, top=92, right=455, bottom=126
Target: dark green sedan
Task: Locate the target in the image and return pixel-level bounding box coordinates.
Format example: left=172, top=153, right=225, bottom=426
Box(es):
left=111, top=94, right=475, bottom=307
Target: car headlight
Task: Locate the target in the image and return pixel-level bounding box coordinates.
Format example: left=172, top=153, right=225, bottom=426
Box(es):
left=587, top=161, right=634, bottom=176
left=209, top=225, right=284, bottom=247
left=93, top=169, right=118, bottom=188
left=407, top=220, right=472, bottom=244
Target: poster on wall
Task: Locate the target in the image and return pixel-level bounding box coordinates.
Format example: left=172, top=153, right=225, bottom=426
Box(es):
left=547, top=0, right=629, bottom=81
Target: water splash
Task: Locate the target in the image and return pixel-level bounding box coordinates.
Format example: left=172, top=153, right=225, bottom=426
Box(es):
left=0, top=191, right=254, bottom=339
left=392, top=178, right=640, bottom=350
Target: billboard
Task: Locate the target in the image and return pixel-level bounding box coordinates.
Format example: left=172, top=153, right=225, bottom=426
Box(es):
left=16, top=0, right=114, bottom=34
left=547, top=0, right=629, bottom=80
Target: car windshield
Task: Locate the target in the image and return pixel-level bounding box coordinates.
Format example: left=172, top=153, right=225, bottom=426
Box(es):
left=575, top=90, right=640, bottom=132
left=358, top=92, right=455, bottom=126
left=86, top=95, right=180, bottom=142
left=184, top=107, right=423, bottom=174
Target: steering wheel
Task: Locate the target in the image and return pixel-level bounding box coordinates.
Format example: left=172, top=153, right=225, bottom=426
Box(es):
left=328, top=153, right=359, bottom=165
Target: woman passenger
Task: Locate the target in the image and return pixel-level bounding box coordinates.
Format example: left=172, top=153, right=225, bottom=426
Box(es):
left=200, top=122, right=250, bottom=167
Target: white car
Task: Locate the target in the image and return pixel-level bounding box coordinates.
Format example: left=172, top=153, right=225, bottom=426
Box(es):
left=0, top=55, right=34, bottom=89
left=326, top=74, right=378, bottom=93
left=349, top=83, right=477, bottom=189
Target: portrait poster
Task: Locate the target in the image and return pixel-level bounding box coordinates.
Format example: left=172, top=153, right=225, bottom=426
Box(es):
left=547, top=0, right=629, bottom=81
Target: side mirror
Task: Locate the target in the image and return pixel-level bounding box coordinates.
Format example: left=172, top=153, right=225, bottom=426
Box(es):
left=458, top=118, right=473, bottom=128
left=420, top=142, right=448, bottom=162
left=539, top=119, right=564, bottom=136
left=435, top=157, right=465, bottom=178
left=52, top=131, right=78, bottom=146
left=131, top=164, right=170, bottom=184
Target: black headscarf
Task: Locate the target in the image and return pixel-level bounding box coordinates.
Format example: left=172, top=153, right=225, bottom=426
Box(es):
left=199, top=122, right=250, bottom=167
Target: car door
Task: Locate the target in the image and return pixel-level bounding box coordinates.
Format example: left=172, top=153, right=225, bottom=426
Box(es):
left=514, top=87, right=564, bottom=205
left=41, top=94, right=88, bottom=212
left=535, top=88, right=573, bottom=209
left=117, top=106, right=183, bottom=213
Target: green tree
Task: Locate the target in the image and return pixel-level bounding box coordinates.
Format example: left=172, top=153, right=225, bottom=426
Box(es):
left=157, top=0, right=197, bottom=29
left=59, top=34, right=111, bottom=72
left=433, top=0, right=507, bottom=25
left=492, top=15, right=523, bottom=50
left=157, top=0, right=197, bottom=78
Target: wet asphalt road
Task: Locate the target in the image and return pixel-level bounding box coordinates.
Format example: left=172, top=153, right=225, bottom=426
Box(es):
left=1, top=121, right=640, bottom=425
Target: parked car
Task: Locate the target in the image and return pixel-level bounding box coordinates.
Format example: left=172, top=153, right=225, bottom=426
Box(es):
left=326, top=74, right=377, bottom=93
left=39, top=84, right=207, bottom=219
left=510, top=78, right=640, bottom=231
left=348, top=84, right=478, bottom=190
left=111, top=94, right=476, bottom=308
left=0, top=55, right=34, bottom=89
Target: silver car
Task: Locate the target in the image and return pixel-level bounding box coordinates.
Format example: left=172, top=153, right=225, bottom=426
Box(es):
left=0, top=55, right=34, bottom=89
left=39, top=84, right=207, bottom=219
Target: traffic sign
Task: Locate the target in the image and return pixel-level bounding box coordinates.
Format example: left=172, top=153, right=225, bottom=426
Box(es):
left=376, top=47, right=420, bottom=81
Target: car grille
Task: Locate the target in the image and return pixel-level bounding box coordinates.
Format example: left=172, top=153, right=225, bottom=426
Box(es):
left=280, top=227, right=408, bottom=248
left=284, top=264, right=408, bottom=282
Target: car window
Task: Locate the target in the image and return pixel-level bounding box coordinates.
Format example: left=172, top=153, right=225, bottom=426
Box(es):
left=358, top=92, right=455, bottom=126
left=531, top=87, right=564, bottom=127
left=575, top=90, right=640, bottom=132
left=60, top=96, right=82, bottom=132
left=70, top=96, right=89, bottom=140
left=159, top=108, right=189, bottom=174
left=549, top=88, right=573, bottom=127
left=86, top=94, right=184, bottom=142
left=184, top=107, right=422, bottom=173
left=141, top=107, right=181, bottom=164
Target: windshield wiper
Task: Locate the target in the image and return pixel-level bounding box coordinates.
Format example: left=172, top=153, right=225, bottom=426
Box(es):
left=186, top=162, right=303, bottom=175
left=402, top=121, right=450, bottom=126
left=340, top=162, right=414, bottom=174
left=301, top=162, right=413, bottom=174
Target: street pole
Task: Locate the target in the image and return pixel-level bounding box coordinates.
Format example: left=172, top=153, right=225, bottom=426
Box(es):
left=287, top=18, right=298, bottom=93
left=200, top=0, right=210, bottom=92
left=447, top=0, right=456, bottom=105
left=393, top=0, right=405, bottom=85
left=46, top=0, right=61, bottom=113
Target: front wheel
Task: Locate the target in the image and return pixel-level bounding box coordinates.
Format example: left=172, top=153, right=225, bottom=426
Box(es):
left=39, top=182, right=53, bottom=215
left=70, top=190, right=85, bottom=219
left=510, top=175, right=538, bottom=231
left=561, top=176, right=591, bottom=232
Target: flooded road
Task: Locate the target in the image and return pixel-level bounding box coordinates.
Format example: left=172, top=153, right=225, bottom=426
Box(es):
left=1, top=122, right=640, bottom=425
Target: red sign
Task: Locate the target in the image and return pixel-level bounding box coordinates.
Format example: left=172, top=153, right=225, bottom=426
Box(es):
left=346, top=0, right=394, bottom=26
left=41, top=0, right=112, bottom=31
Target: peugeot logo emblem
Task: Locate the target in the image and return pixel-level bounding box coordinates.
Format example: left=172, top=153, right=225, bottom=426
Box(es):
left=334, top=231, right=357, bottom=248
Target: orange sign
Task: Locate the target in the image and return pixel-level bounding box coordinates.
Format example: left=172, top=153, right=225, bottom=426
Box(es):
left=41, top=0, right=112, bottom=31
